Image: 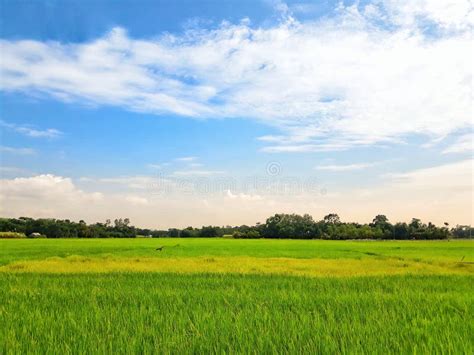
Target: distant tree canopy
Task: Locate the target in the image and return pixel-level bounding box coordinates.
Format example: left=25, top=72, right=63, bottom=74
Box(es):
left=0, top=217, right=137, bottom=239
left=0, top=214, right=471, bottom=240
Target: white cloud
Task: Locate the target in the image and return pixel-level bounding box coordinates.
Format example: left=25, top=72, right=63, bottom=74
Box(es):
left=172, top=170, right=225, bottom=177
left=442, top=133, right=473, bottom=154
left=0, top=175, right=103, bottom=218
left=175, top=156, right=198, bottom=162
left=315, top=163, right=374, bottom=171
left=0, top=173, right=269, bottom=227
left=0, top=0, right=471, bottom=152
left=0, top=166, right=25, bottom=173
left=93, top=176, right=156, bottom=189
left=380, top=0, right=473, bottom=30
left=0, top=162, right=471, bottom=227
left=0, top=166, right=30, bottom=177
left=0, top=120, right=62, bottom=138
left=124, top=195, right=149, bottom=205
left=147, top=164, right=162, bottom=169
left=0, top=174, right=158, bottom=221
left=188, top=162, right=203, bottom=168
left=0, top=174, right=103, bottom=201
left=384, top=159, right=473, bottom=190
left=315, top=159, right=473, bottom=225
left=226, top=189, right=263, bottom=201
left=261, top=140, right=380, bottom=152
left=289, top=3, right=322, bottom=15
left=0, top=145, right=35, bottom=155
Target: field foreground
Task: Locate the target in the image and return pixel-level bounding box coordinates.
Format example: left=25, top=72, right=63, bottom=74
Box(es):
left=0, top=239, right=472, bottom=353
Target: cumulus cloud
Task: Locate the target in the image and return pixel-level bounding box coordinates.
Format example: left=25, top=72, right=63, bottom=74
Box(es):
left=0, top=173, right=270, bottom=227
left=380, top=0, right=473, bottom=30
left=0, top=120, right=62, bottom=138
left=1, top=0, right=471, bottom=152
left=0, top=175, right=103, bottom=218
left=0, top=174, right=162, bottom=222
left=0, top=174, right=103, bottom=202
left=0, top=161, right=472, bottom=226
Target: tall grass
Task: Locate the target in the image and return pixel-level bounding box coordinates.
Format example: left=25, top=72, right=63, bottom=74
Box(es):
left=1, top=274, right=472, bottom=354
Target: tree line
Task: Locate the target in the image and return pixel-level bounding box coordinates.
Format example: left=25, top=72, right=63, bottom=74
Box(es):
left=0, top=214, right=472, bottom=240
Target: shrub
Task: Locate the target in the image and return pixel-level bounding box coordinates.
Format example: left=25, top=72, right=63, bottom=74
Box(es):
left=0, top=232, right=27, bottom=239
left=232, top=230, right=260, bottom=239
left=27, top=232, right=46, bottom=238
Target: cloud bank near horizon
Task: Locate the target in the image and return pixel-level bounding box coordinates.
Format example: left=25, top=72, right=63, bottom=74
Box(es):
left=1, top=0, right=472, bottom=152
left=1, top=159, right=472, bottom=227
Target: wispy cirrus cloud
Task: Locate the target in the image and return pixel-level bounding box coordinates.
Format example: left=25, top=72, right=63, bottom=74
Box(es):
left=0, top=166, right=25, bottom=173
left=147, top=164, right=162, bottom=169
left=442, top=133, right=473, bottom=154
left=0, top=145, right=36, bottom=155
left=226, top=189, right=263, bottom=201
left=124, top=195, right=149, bottom=206
left=188, top=163, right=203, bottom=168
left=92, top=176, right=156, bottom=189
left=0, top=166, right=30, bottom=177
left=383, top=159, right=473, bottom=191
left=0, top=120, right=62, bottom=138
left=171, top=170, right=225, bottom=177
left=175, top=156, right=198, bottom=162
left=0, top=0, right=471, bottom=152
left=315, top=163, right=375, bottom=172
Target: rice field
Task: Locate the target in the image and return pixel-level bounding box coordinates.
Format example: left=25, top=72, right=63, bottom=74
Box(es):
left=0, top=238, right=473, bottom=353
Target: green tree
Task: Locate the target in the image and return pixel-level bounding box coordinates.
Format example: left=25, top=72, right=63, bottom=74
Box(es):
left=323, top=213, right=340, bottom=225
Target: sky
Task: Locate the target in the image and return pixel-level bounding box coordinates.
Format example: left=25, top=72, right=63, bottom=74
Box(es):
left=0, top=0, right=472, bottom=228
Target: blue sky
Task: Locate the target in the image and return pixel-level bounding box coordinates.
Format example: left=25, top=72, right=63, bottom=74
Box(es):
left=0, top=0, right=472, bottom=228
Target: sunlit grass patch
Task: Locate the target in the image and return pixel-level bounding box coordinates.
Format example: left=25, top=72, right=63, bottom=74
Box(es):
left=1, top=255, right=472, bottom=276
left=1, top=239, right=472, bottom=266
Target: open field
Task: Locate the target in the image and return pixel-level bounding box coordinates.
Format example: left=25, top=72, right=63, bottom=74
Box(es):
left=1, top=238, right=473, bottom=270
left=0, top=238, right=472, bottom=276
left=0, top=239, right=473, bottom=353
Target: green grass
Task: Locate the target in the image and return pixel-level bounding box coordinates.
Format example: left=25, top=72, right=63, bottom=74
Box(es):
left=0, top=238, right=472, bottom=353
left=1, top=238, right=472, bottom=265
left=1, top=274, right=472, bottom=353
